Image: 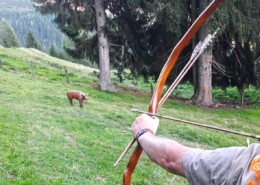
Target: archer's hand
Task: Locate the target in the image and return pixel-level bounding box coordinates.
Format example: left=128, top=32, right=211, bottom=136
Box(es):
left=131, top=114, right=159, bottom=138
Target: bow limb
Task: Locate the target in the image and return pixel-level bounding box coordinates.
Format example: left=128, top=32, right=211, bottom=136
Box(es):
left=149, top=0, right=224, bottom=112
left=158, top=28, right=221, bottom=109
left=123, top=145, right=143, bottom=185
left=123, top=0, right=225, bottom=184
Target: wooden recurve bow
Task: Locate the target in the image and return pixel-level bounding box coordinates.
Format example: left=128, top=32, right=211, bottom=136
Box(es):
left=123, top=0, right=225, bottom=184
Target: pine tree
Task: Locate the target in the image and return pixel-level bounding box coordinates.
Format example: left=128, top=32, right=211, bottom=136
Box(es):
left=31, top=0, right=116, bottom=92
left=49, top=44, right=59, bottom=58
left=26, top=31, right=42, bottom=50
left=210, top=0, right=260, bottom=105
left=0, top=18, right=20, bottom=47
left=108, top=0, right=187, bottom=81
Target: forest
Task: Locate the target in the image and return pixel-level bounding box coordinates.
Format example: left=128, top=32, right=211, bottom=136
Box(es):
left=30, top=0, right=260, bottom=106
left=0, top=0, right=260, bottom=106
left=0, top=0, right=62, bottom=50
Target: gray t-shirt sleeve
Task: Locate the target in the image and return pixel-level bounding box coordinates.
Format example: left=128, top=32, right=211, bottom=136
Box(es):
left=183, top=144, right=260, bottom=185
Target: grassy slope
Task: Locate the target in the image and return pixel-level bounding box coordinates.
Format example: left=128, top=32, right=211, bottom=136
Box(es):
left=0, top=47, right=259, bottom=185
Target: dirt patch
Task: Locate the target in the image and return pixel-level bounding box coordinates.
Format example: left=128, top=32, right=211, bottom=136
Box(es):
left=9, top=67, right=17, bottom=71
left=117, top=85, right=149, bottom=97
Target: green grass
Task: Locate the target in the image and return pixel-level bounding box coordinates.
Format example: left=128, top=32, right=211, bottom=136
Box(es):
left=0, top=47, right=259, bottom=184
left=171, top=82, right=260, bottom=106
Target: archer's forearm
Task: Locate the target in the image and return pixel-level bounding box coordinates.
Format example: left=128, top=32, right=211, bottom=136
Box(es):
left=138, top=133, right=192, bottom=177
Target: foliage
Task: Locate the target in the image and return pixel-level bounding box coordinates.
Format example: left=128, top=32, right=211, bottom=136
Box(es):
left=211, top=0, right=260, bottom=91
left=0, top=18, right=20, bottom=48
left=211, top=0, right=259, bottom=38
left=16, top=0, right=260, bottom=93
left=30, top=0, right=189, bottom=81
left=26, top=31, right=42, bottom=50
left=170, top=82, right=260, bottom=107
left=108, top=0, right=189, bottom=80
left=49, top=44, right=59, bottom=58
left=0, top=0, right=62, bottom=50
left=213, top=86, right=260, bottom=106
left=62, top=35, right=76, bottom=52
left=31, top=0, right=96, bottom=58
left=172, top=82, right=194, bottom=98
left=256, top=56, right=260, bottom=88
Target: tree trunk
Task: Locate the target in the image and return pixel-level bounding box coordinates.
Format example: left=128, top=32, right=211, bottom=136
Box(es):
left=150, top=83, right=154, bottom=97
left=240, top=83, right=245, bottom=106
left=192, top=0, right=198, bottom=99
left=256, top=34, right=260, bottom=88
left=195, top=0, right=213, bottom=106
left=94, top=0, right=116, bottom=92
left=196, top=51, right=213, bottom=106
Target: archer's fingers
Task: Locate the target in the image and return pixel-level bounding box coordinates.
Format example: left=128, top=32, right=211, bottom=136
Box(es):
left=135, top=114, right=159, bottom=127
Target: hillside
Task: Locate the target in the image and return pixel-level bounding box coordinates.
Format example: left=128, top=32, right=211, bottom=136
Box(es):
left=0, top=0, right=62, bottom=50
left=0, top=46, right=259, bottom=184
left=0, top=45, right=96, bottom=74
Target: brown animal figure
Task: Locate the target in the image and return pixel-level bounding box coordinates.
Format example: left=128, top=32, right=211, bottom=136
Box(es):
left=66, top=90, right=88, bottom=108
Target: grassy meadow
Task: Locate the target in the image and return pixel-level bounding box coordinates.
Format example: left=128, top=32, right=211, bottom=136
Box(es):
left=0, top=46, right=259, bottom=185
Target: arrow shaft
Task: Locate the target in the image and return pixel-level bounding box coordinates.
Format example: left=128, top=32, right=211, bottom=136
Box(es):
left=131, top=109, right=260, bottom=140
